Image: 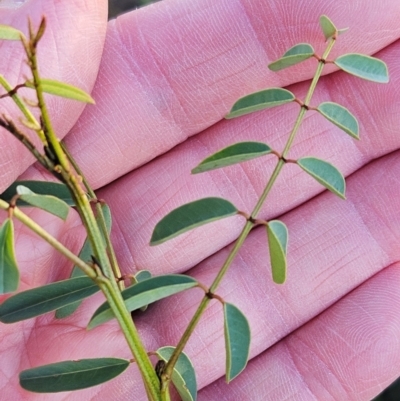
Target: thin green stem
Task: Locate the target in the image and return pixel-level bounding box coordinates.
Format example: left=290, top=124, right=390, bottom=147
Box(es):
left=28, top=40, right=70, bottom=172
left=162, top=36, right=337, bottom=387
left=15, top=21, right=162, bottom=399
left=61, top=142, right=124, bottom=289
left=97, top=279, right=162, bottom=401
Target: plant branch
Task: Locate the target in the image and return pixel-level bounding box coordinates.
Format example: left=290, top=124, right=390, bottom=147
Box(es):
left=60, top=142, right=124, bottom=289
left=162, top=36, right=337, bottom=387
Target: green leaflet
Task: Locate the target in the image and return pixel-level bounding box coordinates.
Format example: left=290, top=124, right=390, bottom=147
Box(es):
left=150, top=197, right=238, bottom=246
left=317, top=102, right=359, bottom=139
left=335, top=54, right=389, bottom=83
left=134, top=270, right=152, bottom=282
left=225, top=88, right=295, bottom=119
left=319, top=15, right=336, bottom=40
left=19, top=358, right=130, bottom=393
left=55, top=204, right=112, bottom=319
left=0, top=181, right=75, bottom=207
left=319, top=15, right=348, bottom=40
left=192, top=142, right=272, bottom=174
left=88, top=274, right=198, bottom=329
left=156, top=347, right=197, bottom=401
left=133, top=270, right=152, bottom=312
left=266, top=220, right=288, bottom=284
left=25, top=78, right=95, bottom=104
left=297, top=157, right=346, bottom=199
left=0, top=24, right=23, bottom=40
left=16, top=185, right=70, bottom=220
left=0, top=219, right=19, bottom=294
left=268, top=43, right=314, bottom=71
left=224, top=302, right=250, bottom=382
left=0, top=277, right=98, bottom=323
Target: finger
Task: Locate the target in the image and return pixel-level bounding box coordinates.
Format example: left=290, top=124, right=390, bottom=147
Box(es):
left=63, top=0, right=400, bottom=188
left=97, top=40, right=400, bottom=275
left=0, top=0, right=108, bottom=192
left=199, top=263, right=400, bottom=401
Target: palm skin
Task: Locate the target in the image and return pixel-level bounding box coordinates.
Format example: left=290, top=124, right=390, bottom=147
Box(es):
left=0, top=0, right=400, bottom=400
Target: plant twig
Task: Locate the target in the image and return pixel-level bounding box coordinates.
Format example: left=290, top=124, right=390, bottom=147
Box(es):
left=161, top=36, right=338, bottom=390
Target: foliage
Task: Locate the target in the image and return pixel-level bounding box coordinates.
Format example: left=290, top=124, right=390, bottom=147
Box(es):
left=0, top=14, right=389, bottom=401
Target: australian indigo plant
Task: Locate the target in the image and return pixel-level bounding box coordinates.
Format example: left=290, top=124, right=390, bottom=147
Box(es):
left=0, top=15, right=389, bottom=401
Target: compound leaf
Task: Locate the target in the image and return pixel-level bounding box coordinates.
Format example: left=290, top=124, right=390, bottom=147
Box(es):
left=0, top=277, right=98, bottom=323
left=156, top=347, right=197, bottom=401
left=335, top=54, right=389, bottom=83
left=25, top=79, right=95, bottom=104
left=297, top=157, right=345, bottom=199
left=150, top=197, right=238, bottom=246
left=192, top=142, right=272, bottom=174
left=266, top=220, right=288, bottom=284
left=224, top=302, right=250, bottom=382
left=0, top=219, right=19, bottom=294
left=268, top=43, right=314, bottom=71
left=19, top=358, right=129, bottom=393
left=225, top=88, right=295, bottom=119
left=317, top=102, right=359, bottom=139
left=0, top=181, right=74, bottom=206
left=16, top=185, right=70, bottom=220
left=88, top=274, right=198, bottom=329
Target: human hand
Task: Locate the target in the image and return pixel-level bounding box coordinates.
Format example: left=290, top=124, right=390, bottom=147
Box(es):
left=1, top=0, right=400, bottom=400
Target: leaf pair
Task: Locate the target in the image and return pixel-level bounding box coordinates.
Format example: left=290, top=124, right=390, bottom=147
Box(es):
left=267, top=15, right=388, bottom=84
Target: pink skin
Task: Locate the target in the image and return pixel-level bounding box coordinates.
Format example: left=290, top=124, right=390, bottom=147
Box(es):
left=0, top=0, right=400, bottom=399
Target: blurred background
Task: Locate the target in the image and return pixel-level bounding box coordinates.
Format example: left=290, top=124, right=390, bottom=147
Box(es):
left=107, top=1, right=399, bottom=400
